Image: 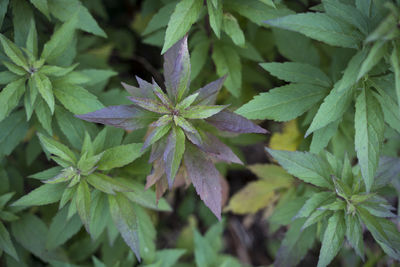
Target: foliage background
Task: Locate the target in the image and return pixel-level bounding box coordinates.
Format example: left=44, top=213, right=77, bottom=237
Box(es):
left=1, top=0, right=400, bottom=266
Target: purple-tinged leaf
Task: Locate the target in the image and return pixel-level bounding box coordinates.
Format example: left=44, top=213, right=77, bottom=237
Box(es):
left=149, top=137, right=167, bottom=163
left=121, top=76, right=155, bottom=99
left=136, top=76, right=153, bottom=92
left=76, top=105, right=157, bottom=131
left=163, top=127, right=185, bottom=188
left=163, top=35, right=191, bottom=101
left=182, top=105, right=229, bottom=119
left=108, top=193, right=141, bottom=261
left=142, top=124, right=172, bottom=151
left=127, top=96, right=170, bottom=114
left=206, top=110, right=267, bottom=133
left=152, top=79, right=173, bottom=107
left=187, top=131, right=242, bottom=164
left=121, top=83, right=149, bottom=99
left=194, top=76, right=227, bottom=105
left=145, top=159, right=165, bottom=190
left=204, top=135, right=242, bottom=164
left=155, top=177, right=168, bottom=203
left=185, top=131, right=203, bottom=148
left=184, top=143, right=222, bottom=220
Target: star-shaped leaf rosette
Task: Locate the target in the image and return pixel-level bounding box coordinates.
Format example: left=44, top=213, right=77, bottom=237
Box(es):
left=76, top=35, right=267, bottom=219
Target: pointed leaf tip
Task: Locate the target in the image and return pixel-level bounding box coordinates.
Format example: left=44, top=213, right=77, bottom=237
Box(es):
left=207, top=110, right=268, bottom=134
left=184, top=144, right=222, bottom=220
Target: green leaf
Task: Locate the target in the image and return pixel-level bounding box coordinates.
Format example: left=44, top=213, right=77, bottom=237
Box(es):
left=48, top=0, right=106, bottom=37
left=266, top=13, right=361, bottom=48
left=77, top=153, right=103, bottom=175
left=318, top=212, right=345, bottom=267
left=55, top=106, right=86, bottom=150
left=174, top=116, right=200, bottom=139
left=30, top=0, right=50, bottom=19
left=86, top=173, right=131, bottom=195
left=89, top=192, right=108, bottom=240
left=336, top=50, right=367, bottom=92
left=373, top=86, right=400, bottom=134
left=164, top=126, right=185, bottom=186
left=108, top=193, right=141, bottom=261
left=121, top=180, right=171, bottom=211
left=26, top=19, right=38, bottom=57
left=259, top=0, right=275, bottom=8
left=80, top=69, right=117, bottom=87
left=37, top=133, right=77, bottom=164
left=355, top=0, right=371, bottom=18
left=46, top=206, right=82, bottom=250
left=0, top=221, right=18, bottom=260
left=390, top=47, right=400, bottom=113
left=354, top=89, right=385, bottom=192
left=150, top=249, right=186, bottom=267
left=206, top=0, right=223, bottom=38
left=190, top=39, right=209, bottom=80
left=212, top=42, right=241, bottom=97
left=310, top=120, right=340, bottom=153
left=236, top=84, right=327, bottom=121
left=260, top=62, right=331, bottom=87
left=135, top=204, right=156, bottom=262
left=345, top=213, right=364, bottom=260
left=40, top=64, right=78, bottom=77
left=2, top=61, right=26, bottom=75
left=0, top=192, right=14, bottom=210
left=35, top=97, right=53, bottom=135
left=306, top=81, right=355, bottom=136
left=143, top=124, right=172, bottom=151
left=40, top=15, right=78, bottom=62
left=0, top=34, right=28, bottom=69
left=266, top=148, right=333, bottom=189
left=358, top=207, right=400, bottom=260
left=162, top=0, right=203, bottom=54
left=0, top=111, right=29, bottom=157
left=33, top=73, right=55, bottom=113
left=0, top=77, right=26, bottom=122
left=12, top=183, right=65, bottom=207
left=194, top=229, right=217, bottom=266
left=274, top=218, right=316, bottom=267
left=24, top=78, right=38, bottom=120
left=53, top=84, right=104, bottom=114
left=295, top=191, right=334, bottom=219
left=357, top=41, right=387, bottom=81
left=142, top=1, right=176, bottom=35
left=11, top=213, right=59, bottom=262
left=76, top=180, right=91, bottom=233
left=225, top=0, right=291, bottom=26
left=97, top=143, right=143, bottom=171
left=11, top=0, right=34, bottom=47
left=223, top=13, right=245, bottom=47
left=182, top=105, right=227, bottom=119
left=0, top=71, right=19, bottom=85
left=322, top=0, right=368, bottom=35
left=0, top=0, right=9, bottom=29
left=177, top=92, right=199, bottom=110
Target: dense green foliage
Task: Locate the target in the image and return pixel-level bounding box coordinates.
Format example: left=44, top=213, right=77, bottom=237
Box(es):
left=1, top=0, right=400, bottom=266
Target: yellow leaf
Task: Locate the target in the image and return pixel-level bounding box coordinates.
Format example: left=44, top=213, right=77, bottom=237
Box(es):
left=226, top=164, right=294, bottom=215
left=225, top=181, right=276, bottom=214
left=248, top=164, right=293, bottom=185
left=269, top=120, right=301, bottom=151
